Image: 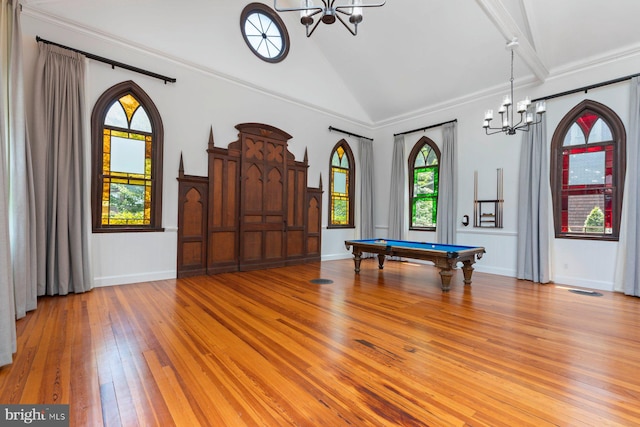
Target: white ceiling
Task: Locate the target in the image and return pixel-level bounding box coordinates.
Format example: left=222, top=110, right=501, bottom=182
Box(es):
left=22, top=0, right=640, bottom=126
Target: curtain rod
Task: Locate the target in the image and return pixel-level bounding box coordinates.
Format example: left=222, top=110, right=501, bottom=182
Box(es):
left=35, top=36, right=177, bottom=84
left=532, top=72, right=640, bottom=103
left=328, top=126, right=373, bottom=141
left=394, top=119, right=457, bottom=137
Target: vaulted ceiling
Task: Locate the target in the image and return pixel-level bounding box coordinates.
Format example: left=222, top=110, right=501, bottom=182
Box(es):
left=22, top=0, right=640, bottom=126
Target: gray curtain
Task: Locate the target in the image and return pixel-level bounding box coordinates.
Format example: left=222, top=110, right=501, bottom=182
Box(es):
left=614, top=76, right=640, bottom=296
left=32, top=42, right=93, bottom=295
left=359, top=137, right=375, bottom=239
left=388, top=135, right=405, bottom=240
left=516, top=114, right=550, bottom=283
left=0, top=140, right=14, bottom=366
left=7, top=1, right=36, bottom=320
left=0, top=87, right=15, bottom=366
left=1, top=0, right=25, bottom=366
left=436, top=122, right=457, bottom=244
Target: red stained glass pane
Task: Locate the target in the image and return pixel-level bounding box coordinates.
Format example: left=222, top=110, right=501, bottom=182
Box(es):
left=562, top=153, right=569, bottom=188
left=605, top=194, right=612, bottom=229
left=576, top=113, right=598, bottom=134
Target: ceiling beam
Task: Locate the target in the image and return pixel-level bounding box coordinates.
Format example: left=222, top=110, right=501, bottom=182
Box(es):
left=475, top=0, right=549, bottom=82
left=521, top=0, right=546, bottom=64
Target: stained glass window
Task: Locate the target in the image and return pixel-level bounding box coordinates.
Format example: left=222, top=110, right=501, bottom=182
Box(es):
left=92, top=81, right=164, bottom=232
left=409, top=137, right=440, bottom=230
left=101, top=123, right=152, bottom=226
left=328, top=141, right=355, bottom=227
left=551, top=101, right=625, bottom=240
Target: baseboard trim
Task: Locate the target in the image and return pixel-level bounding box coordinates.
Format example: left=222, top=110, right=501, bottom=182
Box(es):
left=551, top=275, right=614, bottom=292
left=94, top=270, right=176, bottom=287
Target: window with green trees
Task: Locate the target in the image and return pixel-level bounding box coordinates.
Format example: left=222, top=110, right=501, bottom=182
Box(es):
left=409, top=137, right=440, bottom=230
left=91, top=81, right=164, bottom=232
left=550, top=100, right=625, bottom=240
left=328, top=140, right=355, bottom=228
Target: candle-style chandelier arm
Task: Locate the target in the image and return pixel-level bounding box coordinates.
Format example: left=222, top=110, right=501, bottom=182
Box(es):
left=274, top=1, right=386, bottom=37
left=305, top=16, right=324, bottom=37
left=273, top=0, right=387, bottom=14
left=273, top=0, right=326, bottom=14
left=334, top=1, right=387, bottom=11
left=335, top=12, right=358, bottom=35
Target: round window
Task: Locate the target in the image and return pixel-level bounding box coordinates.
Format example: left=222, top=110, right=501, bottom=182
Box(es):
left=240, top=3, right=290, bottom=63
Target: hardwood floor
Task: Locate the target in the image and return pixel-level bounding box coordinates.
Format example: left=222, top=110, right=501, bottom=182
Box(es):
left=1, top=259, right=639, bottom=426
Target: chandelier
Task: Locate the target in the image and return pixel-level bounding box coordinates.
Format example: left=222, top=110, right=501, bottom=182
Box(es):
left=274, top=0, right=386, bottom=37
left=483, top=38, right=546, bottom=135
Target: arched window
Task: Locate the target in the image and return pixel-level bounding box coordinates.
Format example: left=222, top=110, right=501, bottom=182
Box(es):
left=409, top=136, right=440, bottom=230
left=91, top=81, right=164, bottom=232
left=328, top=140, right=355, bottom=228
left=550, top=99, right=625, bottom=240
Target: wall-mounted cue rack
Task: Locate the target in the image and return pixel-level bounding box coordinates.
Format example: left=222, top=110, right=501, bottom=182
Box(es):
left=474, top=169, right=504, bottom=228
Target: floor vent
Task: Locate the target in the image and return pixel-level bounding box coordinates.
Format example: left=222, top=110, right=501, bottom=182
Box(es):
left=310, top=278, right=334, bottom=285
left=569, top=289, right=603, bottom=297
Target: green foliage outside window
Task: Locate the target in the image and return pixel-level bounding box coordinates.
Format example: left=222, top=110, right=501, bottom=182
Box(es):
left=332, top=199, right=348, bottom=224
left=413, top=199, right=436, bottom=228
left=411, top=168, right=438, bottom=228
left=109, top=183, right=145, bottom=224
left=411, top=142, right=439, bottom=229
left=584, top=206, right=604, bottom=233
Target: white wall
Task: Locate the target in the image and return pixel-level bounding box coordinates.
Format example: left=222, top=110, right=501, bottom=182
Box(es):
left=21, top=14, right=371, bottom=286
left=371, top=102, right=523, bottom=280
left=370, top=58, right=639, bottom=291
left=21, top=12, right=640, bottom=291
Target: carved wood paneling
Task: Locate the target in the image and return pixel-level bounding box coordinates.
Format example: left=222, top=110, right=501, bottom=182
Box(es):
left=239, top=125, right=289, bottom=271
left=207, top=144, right=240, bottom=274
left=176, top=174, right=208, bottom=278
left=176, top=124, right=322, bottom=277
left=306, top=188, right=322, bottom=259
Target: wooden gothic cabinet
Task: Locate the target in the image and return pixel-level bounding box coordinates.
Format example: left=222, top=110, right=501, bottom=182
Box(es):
left=176, top=123, right=322, bottom=278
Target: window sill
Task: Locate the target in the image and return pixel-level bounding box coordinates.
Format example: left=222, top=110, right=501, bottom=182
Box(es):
left=554, top=233, right=618, bottom=242
left=93, top=226, right=165, bottom=233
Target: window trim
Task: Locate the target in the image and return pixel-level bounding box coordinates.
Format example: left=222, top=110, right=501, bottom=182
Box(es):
left=550, top=99, right=626, bottom=241
left=327, top=139, right=355, bottom=229
left=240, top=3, right=290, bottom=64
left=408, top=136, right=441, bottom=231
left=91, top=80, right=164, bottom=233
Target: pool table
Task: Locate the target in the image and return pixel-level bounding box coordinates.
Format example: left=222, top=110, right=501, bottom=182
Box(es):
left=344, top=239, right=486, bottom=292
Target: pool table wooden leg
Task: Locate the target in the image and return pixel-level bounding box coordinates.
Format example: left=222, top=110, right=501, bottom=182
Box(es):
left=438, top=269, right=453, bottom=292
left=377, top=254, right=386, bottom=269
left=461, top=261, right=475, bottom=285
left=353, top=250, right=362, bottom=273
left=435, top=259, right=456, bottom=291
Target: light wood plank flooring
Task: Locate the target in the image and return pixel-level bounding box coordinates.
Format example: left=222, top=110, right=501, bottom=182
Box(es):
left=1, top=259, right=639, bottom=426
